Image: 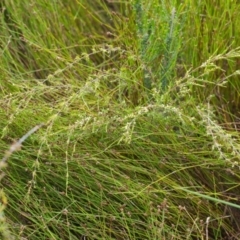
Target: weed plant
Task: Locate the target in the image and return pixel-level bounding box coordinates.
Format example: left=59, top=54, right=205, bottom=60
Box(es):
left=0, top=0, right=240, bottom=239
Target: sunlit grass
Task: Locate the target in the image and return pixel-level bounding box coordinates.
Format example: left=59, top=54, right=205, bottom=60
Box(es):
left=0, top=0, right=240, bottom=239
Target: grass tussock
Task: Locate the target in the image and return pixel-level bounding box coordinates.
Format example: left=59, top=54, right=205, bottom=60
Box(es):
left=0, top=0, right=240, bottom=239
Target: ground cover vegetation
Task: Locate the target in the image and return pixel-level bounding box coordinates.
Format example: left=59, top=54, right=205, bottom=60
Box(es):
left=0, top=0, right=240, bottom=239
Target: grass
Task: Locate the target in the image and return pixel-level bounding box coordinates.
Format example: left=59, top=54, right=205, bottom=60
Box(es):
left=0, top=0, right=240, bottom=239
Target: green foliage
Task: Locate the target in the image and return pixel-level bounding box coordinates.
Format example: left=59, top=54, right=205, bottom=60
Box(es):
left=0, top=0, right=240, bottom=239
left=133, top=0, right=182, bottom=92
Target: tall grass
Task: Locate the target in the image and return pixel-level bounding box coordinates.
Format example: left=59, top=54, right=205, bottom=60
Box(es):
left=0, top=0, right=240, bottom=239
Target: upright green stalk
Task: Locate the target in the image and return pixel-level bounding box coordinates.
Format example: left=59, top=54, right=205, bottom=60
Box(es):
left=133, top=0, right=153, bottom=91
left=133, top=0, right=182, bottom=94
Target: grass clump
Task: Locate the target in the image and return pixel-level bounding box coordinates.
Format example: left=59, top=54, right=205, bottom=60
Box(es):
left=0, top=0, right=240, bottom=239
